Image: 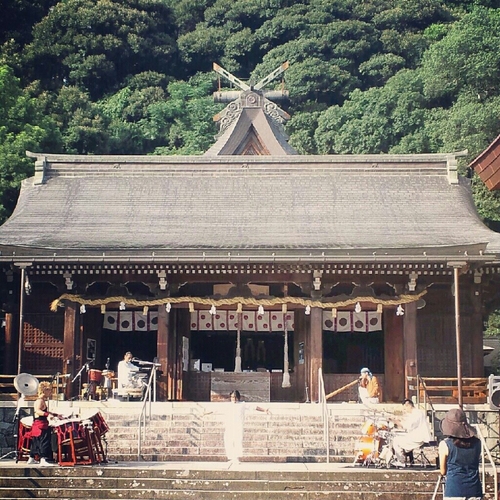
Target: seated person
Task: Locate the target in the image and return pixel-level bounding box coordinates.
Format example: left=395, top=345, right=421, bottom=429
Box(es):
left=392, top=399, right=431, bottom=467
left=117, top=351, right=144, bottom=390
left=358, top=367, right=381, bottom=404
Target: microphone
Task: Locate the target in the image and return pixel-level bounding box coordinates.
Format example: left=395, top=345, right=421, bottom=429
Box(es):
left=106, top=357, right=110, bottom=369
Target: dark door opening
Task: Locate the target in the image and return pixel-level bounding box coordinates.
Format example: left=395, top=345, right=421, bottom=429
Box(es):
left=100, top=329, right=157, bottom=374
left=190, top=331, right=294, bottom=372
left=323, top=330, right=384, bottom=374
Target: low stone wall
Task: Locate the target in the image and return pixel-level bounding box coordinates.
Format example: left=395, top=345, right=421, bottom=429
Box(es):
left=0, top=407, right=17, bottom=456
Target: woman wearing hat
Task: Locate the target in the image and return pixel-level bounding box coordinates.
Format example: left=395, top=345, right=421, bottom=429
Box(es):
left=358, top=367, right=381, bottom=404
left=439, top=408, right=482, bottom=499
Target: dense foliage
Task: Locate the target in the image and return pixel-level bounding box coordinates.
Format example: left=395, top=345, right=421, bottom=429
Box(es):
left=2, top=0, right=500, bottom=217
left=3, top=1, right=500, bottom=334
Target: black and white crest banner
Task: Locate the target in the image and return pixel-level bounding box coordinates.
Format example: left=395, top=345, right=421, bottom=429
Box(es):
left=189, top=311, right=381, bottom=332
left=103, top=311, right=159, bottom=331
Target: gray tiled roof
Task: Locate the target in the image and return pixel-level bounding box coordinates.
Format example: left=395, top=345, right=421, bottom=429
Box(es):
left=1, top=152, right=500, bottom=261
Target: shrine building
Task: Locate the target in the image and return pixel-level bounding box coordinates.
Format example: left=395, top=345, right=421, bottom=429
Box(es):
left=1, top=63, right=500, bottom=404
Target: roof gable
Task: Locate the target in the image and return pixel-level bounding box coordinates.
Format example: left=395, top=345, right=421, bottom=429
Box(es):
left=204, top=63, right=297, bottom=156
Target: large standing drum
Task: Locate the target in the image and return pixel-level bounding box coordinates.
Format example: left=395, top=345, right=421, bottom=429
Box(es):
left=54, top=419, right=85, bottom=444
left=86, top=411, right=109, bottom=435
left=101, top=370, right=114, bottom=380
left=18, top=416, right=34, bottom=454
left=88, top=369, right=102, bottom=384
left=354, top=435, right=386, bottom=464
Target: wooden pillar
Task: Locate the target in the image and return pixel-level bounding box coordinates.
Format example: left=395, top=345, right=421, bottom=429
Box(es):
left=403, top=301, right=418, bottom=400
left=3, top=313, right=15, bottom=374
left=63, top=302, right=78, bottom=400
left=470, top=281, right=484, bottom=377
left=308, top=307, right=323, bottom=403
left=293, top=311, right=307, bottom=402
left=157, top=305, right=169, bottom=401
left=165, top=310, right=176, bottom=400
left=453, top=266, right=463, bottom=406
left=175, top=309, right=190, bottom=401
left=384, top=310, right=404, bottom=402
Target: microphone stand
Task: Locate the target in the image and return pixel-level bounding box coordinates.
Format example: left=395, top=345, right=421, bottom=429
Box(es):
left=72, top=362, right=89, bottom=400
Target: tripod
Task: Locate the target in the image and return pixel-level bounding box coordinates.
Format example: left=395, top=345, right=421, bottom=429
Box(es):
left=431, top=475, right=445, bottom=500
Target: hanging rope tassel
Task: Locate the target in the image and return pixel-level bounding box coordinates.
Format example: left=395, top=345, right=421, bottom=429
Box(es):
left=234, top=314, right=242, bottom=373
left=282, top=304, right=291, bottom=388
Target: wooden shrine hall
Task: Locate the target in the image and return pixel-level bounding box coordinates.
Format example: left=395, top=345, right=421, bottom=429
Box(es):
left=1, top=63, right=500, bottom=404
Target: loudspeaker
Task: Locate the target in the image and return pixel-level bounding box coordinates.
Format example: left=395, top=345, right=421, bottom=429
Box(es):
left=488, top=374, right=500, bottom=410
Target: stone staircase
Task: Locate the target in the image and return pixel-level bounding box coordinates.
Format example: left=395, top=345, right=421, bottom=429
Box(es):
left=0, top=401, right=498, bottom=499
left=0, top=463, right=497, bottom=499
left=103, top=402, right=366, bottom=463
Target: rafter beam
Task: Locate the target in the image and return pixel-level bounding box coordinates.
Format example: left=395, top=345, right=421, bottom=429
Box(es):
left=213, top=63, right=250, bottom=91
left=254, top=61, right=289, bottom=91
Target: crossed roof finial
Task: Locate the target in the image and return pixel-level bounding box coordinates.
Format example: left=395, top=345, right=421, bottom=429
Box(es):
left=212, top=61, right=290, bottom=136
left=213, top=61, right=289, bottom=92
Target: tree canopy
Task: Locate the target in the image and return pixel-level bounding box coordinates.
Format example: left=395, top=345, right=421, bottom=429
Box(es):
left=2, top=0, right=500, bottom=231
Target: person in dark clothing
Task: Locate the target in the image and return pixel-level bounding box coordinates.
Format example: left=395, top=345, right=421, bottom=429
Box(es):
left=27, top=381, right=61, bottom=466
left=438, top=408, right=482, bottom=499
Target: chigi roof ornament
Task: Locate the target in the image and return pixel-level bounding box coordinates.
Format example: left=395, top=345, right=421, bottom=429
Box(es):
left=212, top=61, right=291, bottom=137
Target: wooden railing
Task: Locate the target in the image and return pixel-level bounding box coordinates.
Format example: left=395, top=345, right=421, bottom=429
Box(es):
left=0, top=374, right=63, bottom=401
left=407, top=376, right=488, bottom=404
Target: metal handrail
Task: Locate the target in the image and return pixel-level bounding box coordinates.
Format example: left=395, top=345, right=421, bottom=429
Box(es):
left=136, top=367, right=158, bottom=460
left=416, top=374, right=437, bottom=440
left=473, top=423, right=498, bottom=499
left=318, top=367, right=330, bottom=463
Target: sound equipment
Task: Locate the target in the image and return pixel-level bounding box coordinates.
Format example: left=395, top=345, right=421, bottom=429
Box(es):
left=488, top=374, right=500, bottom=410
left=14, top=373, right=39, bottom=396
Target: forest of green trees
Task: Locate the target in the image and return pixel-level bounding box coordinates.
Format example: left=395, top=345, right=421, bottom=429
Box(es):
left=2, top=2, right=500, bottom=215
left=3, top=1, right=500, bottom=329
left=2, top=0, right=500, bottom=217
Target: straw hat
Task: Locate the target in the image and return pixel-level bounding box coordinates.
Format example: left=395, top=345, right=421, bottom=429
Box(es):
left=440, top=408, right=476, bottom=438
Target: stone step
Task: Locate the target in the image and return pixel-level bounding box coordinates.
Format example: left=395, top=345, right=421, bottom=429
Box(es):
left=0, top=465, right=496, bottom=500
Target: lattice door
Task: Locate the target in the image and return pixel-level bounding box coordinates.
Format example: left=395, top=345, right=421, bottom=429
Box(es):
left=23, top=313, right=64, bottom=373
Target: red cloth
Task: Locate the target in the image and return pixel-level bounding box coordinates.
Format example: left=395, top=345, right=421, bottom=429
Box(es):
left=30, top=418, right=48, bottom=437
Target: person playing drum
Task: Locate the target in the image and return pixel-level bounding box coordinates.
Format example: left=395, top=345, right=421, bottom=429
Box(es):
left=117, top=351, right=143, bottom=390
left=27, top=381, right=61, bottom=466
left=391, top=398, right=431, bottom=467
